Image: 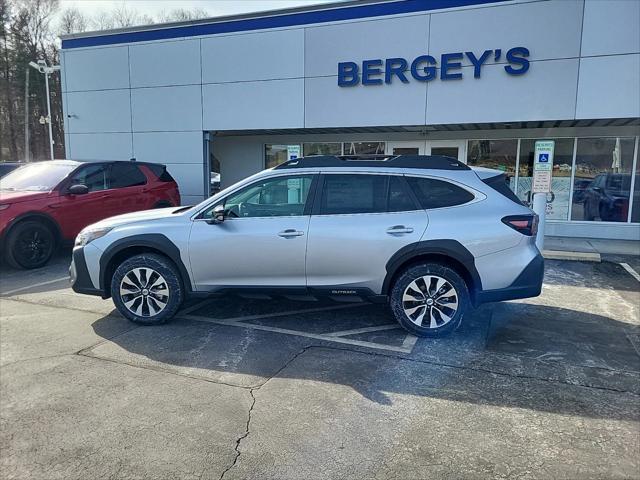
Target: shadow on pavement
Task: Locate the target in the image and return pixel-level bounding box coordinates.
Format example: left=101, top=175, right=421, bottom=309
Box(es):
left=88, top=299, right=640, bottom=421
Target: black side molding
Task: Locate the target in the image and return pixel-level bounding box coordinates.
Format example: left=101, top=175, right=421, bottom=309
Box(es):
left=475, top=254, right=544, bottom=304
left=382, top=239, right=483, bottom=296
left=98, top=234, right=192, bottom=294
left=70, top=248, right=104, bottom=297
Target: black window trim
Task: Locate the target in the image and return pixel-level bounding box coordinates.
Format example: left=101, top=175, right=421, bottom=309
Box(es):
left=312, top=172, right=422, bottom=216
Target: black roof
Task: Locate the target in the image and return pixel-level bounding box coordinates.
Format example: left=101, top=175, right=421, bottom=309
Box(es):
left=274, top=155, right=470, bottom=171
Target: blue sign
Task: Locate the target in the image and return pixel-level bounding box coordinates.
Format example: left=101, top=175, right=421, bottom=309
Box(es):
left=538, top=153, right=549, bottom=163
left=338, top=47, right=530, bottom=87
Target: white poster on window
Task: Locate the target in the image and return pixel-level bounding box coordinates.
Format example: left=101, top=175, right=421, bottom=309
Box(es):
left=287, top=145, right=301, bottom=160
left=532, top=140, right=555, bottom=193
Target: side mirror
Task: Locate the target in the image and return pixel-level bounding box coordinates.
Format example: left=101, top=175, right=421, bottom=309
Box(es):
left=207, top=204, right=225, bottom=224
left=67, top=184, right=89, bottom=195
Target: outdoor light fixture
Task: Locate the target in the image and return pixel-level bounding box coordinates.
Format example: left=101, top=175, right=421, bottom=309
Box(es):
left=29, top=59, right=60, bottom=160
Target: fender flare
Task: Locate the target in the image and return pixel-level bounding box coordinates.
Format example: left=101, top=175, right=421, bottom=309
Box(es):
left=2, top=211, right=63, bottom=245
left=382, top=239, right=482, bottom=295
left=98, top=233, right=192, bottom=293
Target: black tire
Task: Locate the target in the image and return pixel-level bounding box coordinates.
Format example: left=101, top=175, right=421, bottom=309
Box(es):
left=389, top=262, right=470, bottom=338
left=4, top=220, right=56, bottom=269
left=110, top=253, right=184, bottom=325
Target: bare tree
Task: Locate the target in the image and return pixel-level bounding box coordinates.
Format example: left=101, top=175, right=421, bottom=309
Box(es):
left=58, top=7, right=88, bottom=35
left=156, top=8, right=210, bottom=24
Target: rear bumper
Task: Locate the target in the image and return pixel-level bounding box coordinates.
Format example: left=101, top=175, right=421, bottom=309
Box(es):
left=475, top=253, right=544, bottom=304
left=70, top=247, right=104, bottom=297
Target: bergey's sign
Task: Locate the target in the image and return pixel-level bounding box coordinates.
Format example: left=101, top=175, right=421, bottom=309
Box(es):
left=338, top=47, right=530, bottom=86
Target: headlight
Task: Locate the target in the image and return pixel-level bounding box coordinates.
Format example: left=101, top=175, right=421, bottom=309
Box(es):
left=74, top=227, right=113, bottom=247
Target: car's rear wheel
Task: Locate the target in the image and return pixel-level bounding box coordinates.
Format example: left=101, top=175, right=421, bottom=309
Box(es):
left=4, top=220, right=56, bottom=269
left=390, top=262, right=469, bottom=337
left=111, top=253, right=184, bottom=325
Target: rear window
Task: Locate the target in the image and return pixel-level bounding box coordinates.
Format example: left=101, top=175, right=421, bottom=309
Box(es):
left=109, top=163, right=146, bottom=188
left=481, top=174, right=523, bottom=205
left=146, top=164, right=175, bottom=182
left=406, top=177, right=475, bottom=209
left=318, top=174, right=419, bottom=215
left=320, top=174, right=387, bottom=215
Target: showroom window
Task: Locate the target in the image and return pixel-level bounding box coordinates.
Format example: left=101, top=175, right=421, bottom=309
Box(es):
left=265, top=144, right=301, bottom=169
left=343, top=142, right=385, bottom=155
left=631, top=145, right=640, bottom=223
left=570, top=137, right=635, bottom=222
left=467, top=140, right=518, bottom=193
left=518, top=138, right=575, bottom=221
left=303, top=143, right=342, bottom=156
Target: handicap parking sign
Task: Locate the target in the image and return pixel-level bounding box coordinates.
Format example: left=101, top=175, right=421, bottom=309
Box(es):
left=538, top=153, right=549, bottom=162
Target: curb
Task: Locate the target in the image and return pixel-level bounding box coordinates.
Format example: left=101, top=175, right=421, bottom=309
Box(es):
left=542, top=250, right=601, bottom=262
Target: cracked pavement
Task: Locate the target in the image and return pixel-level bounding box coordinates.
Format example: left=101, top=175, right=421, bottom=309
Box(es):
left=1, top=255, right=639, bottom=479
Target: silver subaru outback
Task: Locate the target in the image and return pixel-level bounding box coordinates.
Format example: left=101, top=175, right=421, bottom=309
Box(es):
left=70, top=155, right=543, bottom=337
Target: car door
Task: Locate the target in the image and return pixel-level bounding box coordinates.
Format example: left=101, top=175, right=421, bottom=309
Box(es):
left=104, top=162, right=150, bottom=215
left=305, top=173, right=428, bottom=294
left=50, top=163, right=111, bottom=238
left=188, top=173, right=317, bottom=290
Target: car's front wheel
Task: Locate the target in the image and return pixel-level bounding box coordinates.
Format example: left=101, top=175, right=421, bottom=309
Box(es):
left=4, top=220, right=56, bottom=269
left=111, top=253, right=184, bottom=325
left=390, top=262, right=469, bottom=337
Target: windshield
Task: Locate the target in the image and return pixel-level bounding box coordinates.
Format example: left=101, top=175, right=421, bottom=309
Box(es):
left=0, top=163, right=76, bottom=192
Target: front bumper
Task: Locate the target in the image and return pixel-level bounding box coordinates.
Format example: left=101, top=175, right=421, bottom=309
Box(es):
left=70, top=247, right=104, bottom=297
left=475, top=253, right=544, bottom=304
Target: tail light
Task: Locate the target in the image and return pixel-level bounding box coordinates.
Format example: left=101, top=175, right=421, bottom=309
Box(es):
left=502, top=215, right=538, bottom=236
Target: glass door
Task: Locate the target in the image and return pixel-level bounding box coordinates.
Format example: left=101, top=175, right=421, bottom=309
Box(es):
left=386, top=141, right=426, bottom=155
left=427, top=140, right=467, bottom=163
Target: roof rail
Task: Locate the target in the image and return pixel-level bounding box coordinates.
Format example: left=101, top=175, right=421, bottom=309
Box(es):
left=274, top=155, right=470, bottom=171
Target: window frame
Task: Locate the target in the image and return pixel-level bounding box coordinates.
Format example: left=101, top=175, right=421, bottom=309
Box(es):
left=196, top=173, right=319, bottom=221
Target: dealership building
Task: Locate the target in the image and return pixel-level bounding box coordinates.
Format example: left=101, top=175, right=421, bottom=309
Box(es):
left=59, top=0, right=640, bottom=240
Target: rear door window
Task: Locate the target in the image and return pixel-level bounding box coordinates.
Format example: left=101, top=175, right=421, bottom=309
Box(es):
left=406, top=176, right=475, bottom=209
left=318, top=174, right=418, bottom=215
left=109, top=163, right=147, bottom=189
left=319, top=174, right=387, bottom=215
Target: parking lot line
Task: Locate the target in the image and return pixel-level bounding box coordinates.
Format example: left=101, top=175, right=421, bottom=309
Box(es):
left=180, top=313, right=416, bottom=354
left=192, top=302, right=365, bottom=323
left=1, top=276, right=69, bottom=296
left=619, top=263, right=640, bottom=282
left=401, top=334, right=419, bottom=350
left=326, top=324, right=401, bottom=337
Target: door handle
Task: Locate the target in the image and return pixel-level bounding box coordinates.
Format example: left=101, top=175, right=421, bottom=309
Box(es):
left=386, top=225, right=414, bottom=235
left=278, top=229, right=305, bottom=238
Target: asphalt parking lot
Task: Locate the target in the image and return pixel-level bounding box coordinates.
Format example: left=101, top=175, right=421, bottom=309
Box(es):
left=1, top=251, right=639, bottom=479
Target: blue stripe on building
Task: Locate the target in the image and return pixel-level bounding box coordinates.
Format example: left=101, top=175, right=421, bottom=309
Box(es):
left=61, top=0, right=508, bottom=49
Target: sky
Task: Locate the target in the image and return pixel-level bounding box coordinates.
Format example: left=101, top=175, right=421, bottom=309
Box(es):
left=58, top=0, right=342, bottom=22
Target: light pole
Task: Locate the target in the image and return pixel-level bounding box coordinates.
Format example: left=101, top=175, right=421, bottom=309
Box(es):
left=29, top=60, right=60, bottom=160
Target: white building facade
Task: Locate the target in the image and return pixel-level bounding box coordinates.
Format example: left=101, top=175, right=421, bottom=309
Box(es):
left=60, top=0, right=640, bottom=240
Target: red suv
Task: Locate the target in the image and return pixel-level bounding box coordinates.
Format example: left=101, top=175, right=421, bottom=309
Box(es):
left=0, top=160, right=180, bottom=269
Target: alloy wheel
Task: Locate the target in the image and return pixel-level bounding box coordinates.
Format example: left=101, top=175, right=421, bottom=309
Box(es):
left=402, top=275, right=459, bottom=329
left=15, top=228, right=52, bottom=267
left=119, top=267, right=170, bottom=317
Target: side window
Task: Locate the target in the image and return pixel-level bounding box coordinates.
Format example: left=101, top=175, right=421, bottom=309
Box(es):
left=69, top=164, right=108, bottom=192
left=109, top=163, right=147, bottom=189
left=406, top=176, right=475, bottom=209
left=204, top=175, right=313, bottom=219
left=388, top=176, right=418, bottom=212
left=320, top=174, right=387, bottom=215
